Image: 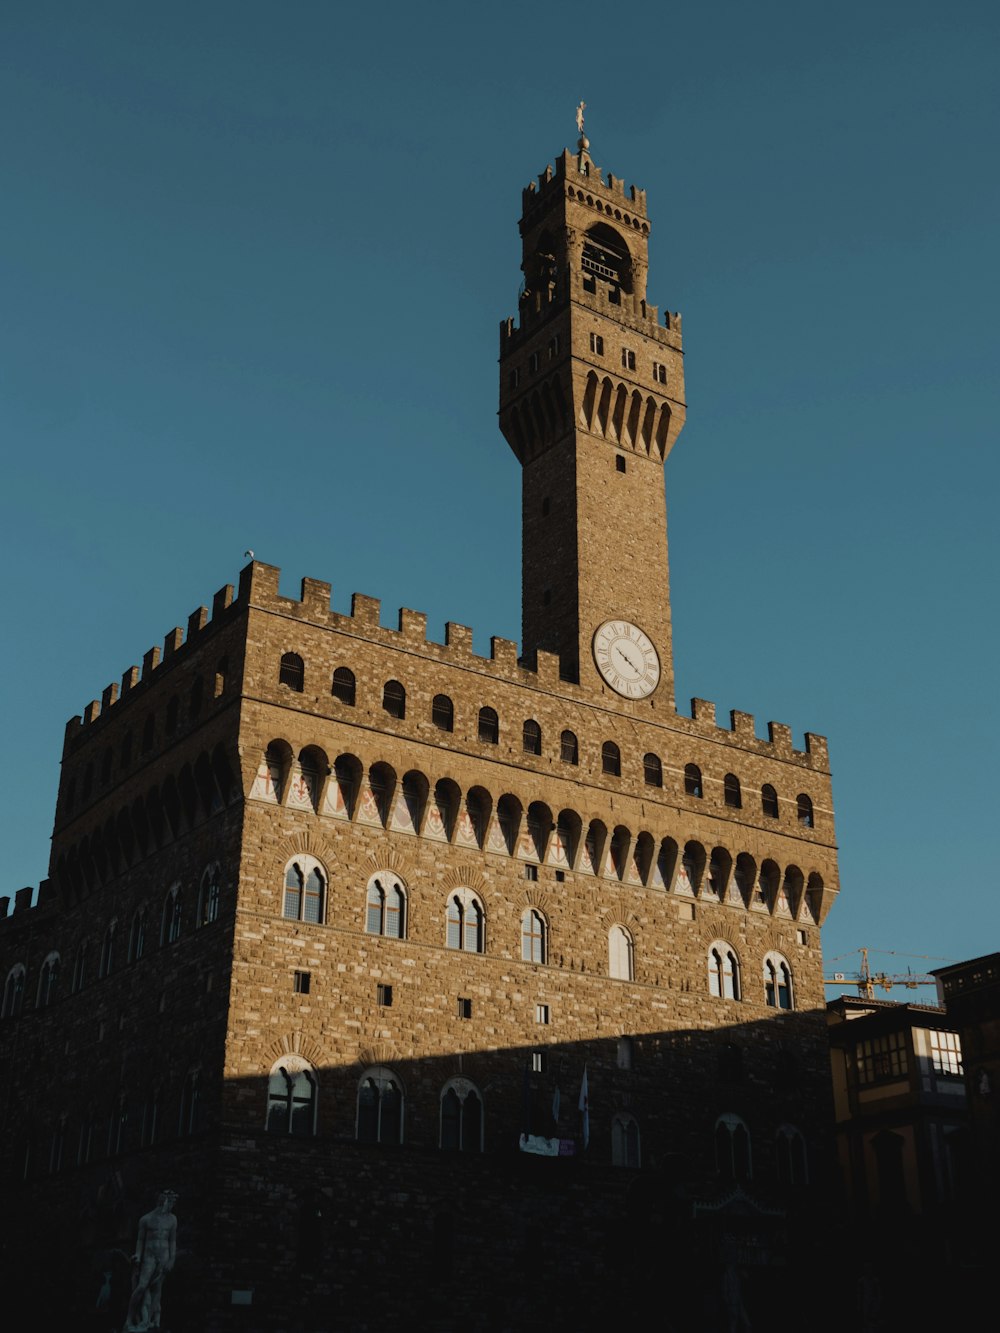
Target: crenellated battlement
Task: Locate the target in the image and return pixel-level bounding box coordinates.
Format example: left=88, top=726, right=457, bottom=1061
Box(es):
left=522, top=148, right=649, bottom=222
left=499, top=267, right=681, bottom=353
left=64, top=569, right=829, bottom=773
left=63, top=580, right=236, bottom=747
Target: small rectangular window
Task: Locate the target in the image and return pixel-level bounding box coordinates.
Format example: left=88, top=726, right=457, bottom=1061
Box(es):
left=457, top=996, right=472, bottom=1020
left=535, top=1004, right=550, bottom=1025
left=529, top=351, right=540, bottom=373
left=555, top=870, right=565, bottom=883
left=616, top=455, right=626, bottom=474
left=548, top=336, right=559, bottom=358
left=590, top=332, right=604, bottom=355
left=621, top=349, right=635, bottom=370
left=524, top=864, right=538, bottom=881
left=509, top=367, right=521, bottom=388
left=653, top=362, right=667, bottom=384
left=796, top=929, right=807, bottom=946
left=293, top=970, right=311, bottom=995
left=377, top=983, right=393, bottom=1008
left=531, top=1050, right=547, bottom=1073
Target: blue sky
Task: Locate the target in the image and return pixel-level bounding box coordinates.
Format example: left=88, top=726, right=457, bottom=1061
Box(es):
left=2, top=1, right=997, bottom=990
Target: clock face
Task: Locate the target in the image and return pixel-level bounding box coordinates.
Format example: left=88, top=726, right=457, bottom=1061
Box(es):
left=593, top=621, right=660, bottom=698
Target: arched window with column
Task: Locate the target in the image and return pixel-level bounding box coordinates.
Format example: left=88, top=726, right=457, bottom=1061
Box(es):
left=608, top=925, right=634, bottom=980
left=612, top=1113, right=640, bottom=1168
left=366, top=872, right=406, bottom=938
left=521, top=908, right=546, bottom=964
left=2, top=964, right=26, bottom=1018
left=283, top=856, right=326, bottom=924
left=716, top=1112, right=752, bottom=1181
left=708, top=942, right=741, bottom=1000
left=446, top=889, right=485, bottom=953
left=764, top=953, right=794, bottom=1010
left=357, top=1067, right=404, bottom=1145
left=266, top=1056, right=317, bottom=1137
left=440, top=1077, right=483, bottom=1152
left=36, top=953, right=60, bottom=1009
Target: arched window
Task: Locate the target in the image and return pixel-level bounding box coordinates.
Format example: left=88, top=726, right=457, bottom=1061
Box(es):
left=724, top=773, right=742, bottom=808
left=560, top=730, right=579, bottom=765
left=796, top=793, right=814, bottom=828
left=266, top=1056, right=317, bottom=1137
left=279, top=652, right=304, bottom=692
left=684, top=763, right=703, bottom=798
left=432, top=693, right=454, bottom=731
left=161, top=884, right=183, bottom=945
left=198, top=863, right=221, bottom=927
left=383, top=679, right=406, bottom=719
left=446, top=889, right=484, bottom=953
left=478, top=707, right=499, bottom=744
left=357, top=1067, right=403, bottom=1145
left=522, top=719, right=542, bottom=755
left=643, top=752, right=662, bottom=787
left=776, top=1124, right=808, bottom=1186
left=71, top=942, right=89, bottom=994
left=521, top=908, right=546, bottom=963
left=98, top=922, right=118, bottom=979
left=440, top=1078, right=484, bottom=1152
left=608, top=925, right=634, bottom=980
left=128, top=909, right=147, bottom=963
left=2, top=965, right=26, bottom=1018
left=708, top=943, right=741, bottom=1000
left=366, top=873, right=406, bottom=938
left=761, top=784, right=779, bottom=818
left=602, top=741, right=621, bottom=776
left=716, top=1113, right=752, bottom=1181
left=283, top=857, right=326, bottom=924
left=36, top=953, right=60, bottom=1008
left=332, top=666, right=356, bottom=705
left=764, top=953, right=794, bottom=1010
left=612, top=1113, right=640, bottom=1168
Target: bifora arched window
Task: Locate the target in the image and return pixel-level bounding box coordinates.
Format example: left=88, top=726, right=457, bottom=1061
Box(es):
left=446, top=888, right=484, bottom=953
left=776, top=1123, right=809, bottom=1186
left=71, top=942, right=89, bottom=994
left=523, top=719, right=542, bottom=755
left=797, top=793, right=815, bottom=828
left=2, top=964, right=26, bottom=1018
left=612, top=1113, right=640, bottom=1168
left=560, top=729, right=579, bottom=765
left=478, top=707, right=499, bottom=744
left=161, top=884, right=183, bottom=945
left=684, top=763, right=703, bottom=797
left=383, top=679, right=406, bottom=719
left=99, top=922, right=118, bottom=979
left=724, top=773, right=742, bottom=808
left=761, top=784, right=779, bottom=818
left=609, top=925, right=634, bottom=980
left=128, top=909, right=147, bottom=963
left=602, top=741, right=621, bottom=776
left=764, top=953, right=794, bottom=1010
left=521, top=909, right=546, bottom=964
left=283, top=856, right=326, bottom=924
left=708, top=942, right=741, bottom=1000
left=357, top=1066, right=404, bottom=1145
left=279, top=652, right=304, bottom=692
left=332, top=666, right=356, bottom=705
left=198, top=863, right=221, bottom=927
left=432, top=693, right=454, bottom=732
left=266, top=1056, right=317, bottom=1137
left=440, top=1077, right=484, bottom=1153
left=366, top=872, right=406, bottom=939
left=34, top=954, right=59, bottom=1002
left=643, top=753, right=662, bottom=787
left=716, top=1112, right=752, bottom=1181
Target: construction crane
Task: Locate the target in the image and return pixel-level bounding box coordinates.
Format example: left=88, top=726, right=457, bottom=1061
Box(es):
left=824, top=947, right=944, bottom=1000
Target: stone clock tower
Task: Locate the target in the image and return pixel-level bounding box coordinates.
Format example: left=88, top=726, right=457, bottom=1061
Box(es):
left=499, top=129, right=686, bottom=705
